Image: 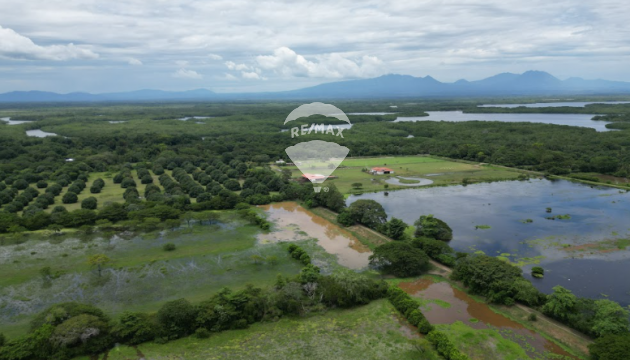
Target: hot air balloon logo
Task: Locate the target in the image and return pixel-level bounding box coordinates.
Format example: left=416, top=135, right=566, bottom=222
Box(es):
left=284, top=102, right=351, bottom=192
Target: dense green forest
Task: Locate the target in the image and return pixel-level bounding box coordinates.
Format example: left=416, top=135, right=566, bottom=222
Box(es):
left=0, top=101, right=629, bottom=234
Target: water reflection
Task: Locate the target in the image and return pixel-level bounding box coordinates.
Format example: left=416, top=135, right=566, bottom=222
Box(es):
left=259, top=202, right=371, bottom=269
left=394, top=111, right=611, bottom=131
left=26, top=129, right=57, bottom=137
left=0, top=117, right=31, bottom=125
left=399, top=278, right=579, bottom=359
left=479, top=101, right=630, bottom=108
left=348, top=179, right=630, bottom=304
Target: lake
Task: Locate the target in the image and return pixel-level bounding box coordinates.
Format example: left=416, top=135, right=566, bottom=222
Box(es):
left=479, top=101, right=630, bottom=108
left=347, top=179, right=630, bottom=305
left=0, top=117, right=31, bottom=125
left=26, top=129, right=57, bottom=137
left=394, top=111, right=611, bottom=131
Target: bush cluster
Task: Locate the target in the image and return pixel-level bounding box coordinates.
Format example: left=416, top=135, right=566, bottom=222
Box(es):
left=387, top=286, right=433, bottom=334
left=426, top=330, right=470, bottom=360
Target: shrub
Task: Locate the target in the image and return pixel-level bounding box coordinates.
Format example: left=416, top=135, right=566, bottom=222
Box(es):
left=121, top=177, right=137, bottom=189
left=81, top=197, right=98, bottom=210
left=156, top=299, right=198, bottom=339
left=46, top=183, right=63, bottom=196
left=13, top=179, right=29, bottom=190
left=531, top=266, right=544, bottom=278
left=112, top=312, right=156, bottom=345
left=163, top=243, right=176, bottom=251
left=528, top=313, right=537, bottom=321
left=194, top=328, right=211, bottom=339
left=427, top=330, right=470, bottom=360
left=62, top=192, right=78, bottom=204
left=141, top=175, right=154, bottom=184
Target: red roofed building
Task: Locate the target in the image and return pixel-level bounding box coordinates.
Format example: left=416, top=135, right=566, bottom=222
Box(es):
left=370, top=167, right=394, bottom=175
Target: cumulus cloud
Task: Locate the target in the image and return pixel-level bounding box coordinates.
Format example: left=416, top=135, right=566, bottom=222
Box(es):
left=128, top=58, right=142, bottom=65
left=241, top=71, right=262, bottom=80
left=3, top=0, right=630, bottom=92
left=0, top=25, right=98, bottom=61
left=225, top=61, right=250, bottom=71
left=172, top=68, right=203, bottom=79
left=255, top=47, right=383, bottom=79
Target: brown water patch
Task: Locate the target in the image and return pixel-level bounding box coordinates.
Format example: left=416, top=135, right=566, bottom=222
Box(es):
left=259, top=202, right=372, bottom=269
left=399, top=278, right=578, bottom=359
left=398, top=278, right=434, bottom=294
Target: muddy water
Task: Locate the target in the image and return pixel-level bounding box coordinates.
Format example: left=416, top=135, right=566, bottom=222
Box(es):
left=259, top=202, right=372, bottom=269
left=399, top=278, right=578, bottom=359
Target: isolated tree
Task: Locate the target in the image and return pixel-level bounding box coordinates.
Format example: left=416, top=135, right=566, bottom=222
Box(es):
left=62, top=191, right=78, bottom=204
left=351, top=182, right=363, bottom=190
left=13, top=179, right=29, bottom=190
left=414, top=214, right=453, bottom=241
left=81, top=197, right=98, bottom=210
left=347, top=199, right=387, bottom=230
left=87, top=254, right=112, bottom=277
left=383, top=217, right=408, bottom=240
left=224, top=179, right=241, bottom=191
left=369, top=242, right=430, bottom=277
left=121, top=177, right=137, bottom=189
left=140, top=174, right=153, bottom=184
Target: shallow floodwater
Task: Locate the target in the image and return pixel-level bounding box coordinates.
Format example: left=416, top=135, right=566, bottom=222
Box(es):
left=0, top=117, right=31, bottom=125
left=348, top=179, right=630, bottom=305
left=479, top=101, right=630, bottom=108
left=259, top=202, right=371, bottom=269
left=26, top=129, right=57, bottom=137
left=394, top=111, right=611, bottom=131
left=399, top=278, right=578, bottom=359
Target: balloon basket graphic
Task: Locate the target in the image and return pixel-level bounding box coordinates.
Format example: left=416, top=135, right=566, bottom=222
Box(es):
left=285, top=140, right=349, bottom=193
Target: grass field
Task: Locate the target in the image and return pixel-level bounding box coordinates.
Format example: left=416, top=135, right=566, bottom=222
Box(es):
left=279, top=155, right=525, bottom=193
left=74, top=299, right=440, bottom=360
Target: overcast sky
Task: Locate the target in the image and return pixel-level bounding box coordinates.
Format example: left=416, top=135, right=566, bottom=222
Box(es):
left=1, top=0, right=629, bottom=93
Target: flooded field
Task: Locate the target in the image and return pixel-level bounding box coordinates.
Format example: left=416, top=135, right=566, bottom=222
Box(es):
left=349, top=179, right=630, bottom=305
left=399, top=277, right=579, bottom=359
left=259, top=202, right=372, bottom=269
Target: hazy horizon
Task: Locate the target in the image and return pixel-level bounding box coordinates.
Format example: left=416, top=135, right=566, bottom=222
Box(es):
left=1, top=1, right=629, bottom=93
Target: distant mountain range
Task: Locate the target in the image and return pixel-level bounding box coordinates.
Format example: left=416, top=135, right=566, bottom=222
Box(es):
left=2, top=71, right=630, bottom=102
